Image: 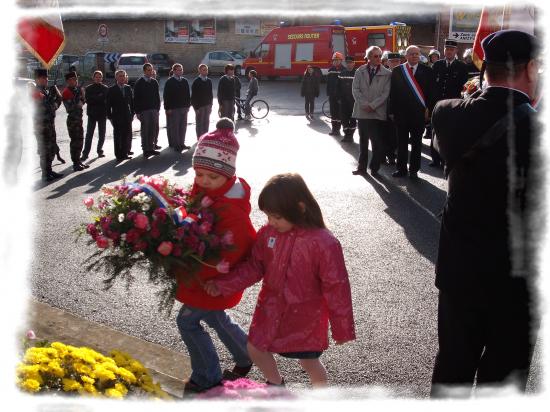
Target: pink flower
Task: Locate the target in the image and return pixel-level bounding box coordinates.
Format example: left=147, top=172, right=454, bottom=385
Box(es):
left=26, top=330, right=36, bottom=340
left=221, top=231, right=234, bottom=246
left=174, top=227, right=186, bottom=240
left=126, top=210, right=137, bottom=220
left=199, top=222, right=212, bottom=235
left=83, top=197, right=94, bottom=208
left=106, top=230, right=120, bottom=241
left=216, top=260, right=230, bottom=274
left=153, top=207, right=168, bottom=222
left=150, top=227, right=161, bottom=239
left=157, top=241, right=173, bottom=256
left=201, top=196, right=214, bottom=208
left=172, top=244, right=182, bottom=256
left=134, top=213, right=149, bottom=230
left=125, top=229, right=140, bottom=243
left=86, top=223, right=98, bottom=236
left=96, top=236, right=109, bottom=249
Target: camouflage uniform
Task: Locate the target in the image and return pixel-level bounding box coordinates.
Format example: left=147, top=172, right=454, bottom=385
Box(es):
left=32, top=84, right=60, bottom=178
left=62, top=86, right=85, bottom=165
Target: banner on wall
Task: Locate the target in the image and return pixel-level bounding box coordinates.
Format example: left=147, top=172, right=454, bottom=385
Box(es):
left=449, top=7, right=483, bottom=43
left=235, top=19, right=261, bottom=36
left=165, top=19, right=216, bottom=43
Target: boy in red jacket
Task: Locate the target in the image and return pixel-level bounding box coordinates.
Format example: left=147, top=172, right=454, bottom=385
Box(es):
left=174, top=118, right=256, bottom=394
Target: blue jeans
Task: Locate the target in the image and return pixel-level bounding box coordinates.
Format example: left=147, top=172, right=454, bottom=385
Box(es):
left=176, top=305, right=251, bottom=389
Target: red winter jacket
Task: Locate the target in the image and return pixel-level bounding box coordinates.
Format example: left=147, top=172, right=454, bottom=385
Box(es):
left=215, top=225, right=356, bottom=353
left=175, top=176, right=256, bottom=310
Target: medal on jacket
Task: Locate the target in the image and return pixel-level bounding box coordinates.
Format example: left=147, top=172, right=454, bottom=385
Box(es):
left=267, top=237, right=276, bottom=248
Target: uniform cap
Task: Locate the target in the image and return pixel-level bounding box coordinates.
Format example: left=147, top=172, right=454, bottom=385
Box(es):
left=65, top=72, right=77, bottom=80
left=482, top=29, right=539, bottom=65
left=387, top=52, right=401, bottom=60
left=444, top=39, right=458, bottom=48
left=345, top=55, right=354, bottom=62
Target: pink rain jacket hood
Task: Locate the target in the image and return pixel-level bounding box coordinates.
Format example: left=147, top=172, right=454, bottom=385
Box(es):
left=215, top=225, right=356, bottom=353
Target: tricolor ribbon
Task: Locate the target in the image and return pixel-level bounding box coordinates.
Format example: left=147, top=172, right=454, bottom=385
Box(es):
left=401, top=64, right=426, bottom=108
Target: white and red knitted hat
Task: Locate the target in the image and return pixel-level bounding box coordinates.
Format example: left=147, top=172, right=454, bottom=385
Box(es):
left=192, top=118, right=239, bottom=178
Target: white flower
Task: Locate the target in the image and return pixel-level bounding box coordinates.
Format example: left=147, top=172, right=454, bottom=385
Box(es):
left=142, top=203, right=150, bottom=211
left=120, top=233, right=127, bottom=241
left=118, top=213, right=125, bottom=222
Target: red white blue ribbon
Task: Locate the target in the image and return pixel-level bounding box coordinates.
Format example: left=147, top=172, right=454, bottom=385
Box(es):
left=401, top=64, right=426, bottom=108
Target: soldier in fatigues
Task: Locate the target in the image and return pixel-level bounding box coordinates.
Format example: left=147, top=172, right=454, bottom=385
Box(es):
left=327, top=52, right=344, bottom=136
left=62, top=72, right=88, bottom=171
left=337, top=56, right=357, bottom=143
left=31, top=69, right=63, bottom=182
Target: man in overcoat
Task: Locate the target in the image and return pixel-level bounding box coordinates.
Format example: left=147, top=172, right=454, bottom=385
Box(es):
left=430, top=30, right=541, bottom=397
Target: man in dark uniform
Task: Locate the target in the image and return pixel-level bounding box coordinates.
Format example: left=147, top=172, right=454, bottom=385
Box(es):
left=429, top=39, right=469, bottom=168
left=389, top=45, right=437, bottom=179
left=337, top=56, right=357, bottom=143
left=327, top=51, right=344, bottom=136
left=106, top=70, right=135, bottom=161
left=430, top=30, right=541, bottom=397
left=31, top=69, right=63, bottom=182
left=62, top=72, right=88, bottom=172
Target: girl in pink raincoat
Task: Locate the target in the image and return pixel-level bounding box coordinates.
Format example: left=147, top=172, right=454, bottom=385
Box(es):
left=205, top=173, right=356, bottom=387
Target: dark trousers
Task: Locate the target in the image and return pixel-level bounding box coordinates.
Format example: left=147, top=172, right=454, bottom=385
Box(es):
left=82, top=115, right=106, bottom=156
left=67, top=120, right=84, bottom=164
left=357, top=119, right=385, bottom=172
left=112, top=119, right=132, bottom=160
left=396, top=121, right=424, bottom=173
left=329, top=96, right=341, bottom=131
left=429, top=126, right=443, bottom=166
left=431, top=284, right=535, bottom=398
left=340, top=99, right=356, bottom=137
left=36, top=122, right=56, bottom=176
left=385, top=119, right=397, bottom=161
left=304, top=96, right=315, bottom=114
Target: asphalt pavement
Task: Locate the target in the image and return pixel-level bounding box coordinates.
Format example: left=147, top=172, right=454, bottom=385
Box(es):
left=26, top=76, right=542, bottom=399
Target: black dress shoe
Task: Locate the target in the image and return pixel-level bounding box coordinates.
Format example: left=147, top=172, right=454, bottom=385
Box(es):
left=80, top=162, right=90, bottom=169
left=80, top=155, right=88, bottom=161
left=57, top=155, right=66, bottom=164
left=154, top=145, right=161, bottom=150
left=387, top=158, right=396, bottom=165
left=352, top=169, right=367, bottom=175
left=97, top=153, right=106, bottom=158
left=328, top=131, right=341, bottom=136
left=44, top=174, right=56, bottom=182
left=73, top=163, right=85, bottom=171
left=150, top=150, right=161, bottom=155
left=428, top=162, right=440, bottom=167
left=128, top=151, right=134, bottom=155
left=409, top=171, right=419, bottom=179
left=50, top=171, right=63, bottom=178
left=392, top=170, right=407, bottom=177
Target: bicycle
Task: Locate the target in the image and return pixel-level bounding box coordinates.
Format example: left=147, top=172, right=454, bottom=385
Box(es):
left=235, top=97, right=270, bottom=120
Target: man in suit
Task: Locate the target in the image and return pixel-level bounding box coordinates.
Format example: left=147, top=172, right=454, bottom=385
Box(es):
left=106, top=70, right=135, bottom=161
left=429, top=40, right=469, bottom=168
left=430, top=30, right=541, bottom=397
left=389, top=45, right=436, bottom=179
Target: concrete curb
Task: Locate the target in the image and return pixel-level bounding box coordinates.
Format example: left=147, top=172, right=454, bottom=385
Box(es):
left=25, top=299, right=190, bottom=398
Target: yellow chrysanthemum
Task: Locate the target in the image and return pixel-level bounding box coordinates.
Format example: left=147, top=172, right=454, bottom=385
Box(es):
left=93, top=365, right=116, bottom=382
left=81, top=375, right=95, bottom=385
left=127, top=360, right=147, bottom=375
left=105, top=388, right=124, bottom=399
left=114, top=382, right=129, bottom=396
left=46, top=360, right=66, bottom=378
left=117, top=367, right=137, bottom=384
left=20, top=378, right=41, bottom=393
left=80, top=383, right=99, bottom=396
left=62, top=378, right=82, bottom=392
left=73, top=362, right=92, bottom=375
left=23, top=348, right=52, bottom=365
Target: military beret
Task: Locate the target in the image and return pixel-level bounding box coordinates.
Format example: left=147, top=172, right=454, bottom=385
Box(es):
left=444, top=39, right=458, bottom=48
left=34, top=68, right=48, bottom=78
left=387, top=52, right=401, bottom=60
left=65, top=71, right=77, bottom=80
left=345, top=55, right=354, bottom=62
left=482, top=29, right=539, bottom=65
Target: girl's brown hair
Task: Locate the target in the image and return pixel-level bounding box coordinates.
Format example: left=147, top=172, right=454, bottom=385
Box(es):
left=258, top=173, right=326, bottom=229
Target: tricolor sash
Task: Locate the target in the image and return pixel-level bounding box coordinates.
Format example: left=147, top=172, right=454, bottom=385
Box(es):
left=401, top=64, right=426, bottom=108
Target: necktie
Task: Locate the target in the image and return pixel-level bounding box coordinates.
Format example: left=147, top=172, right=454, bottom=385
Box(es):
left=408, top=65, right=414, bottom=77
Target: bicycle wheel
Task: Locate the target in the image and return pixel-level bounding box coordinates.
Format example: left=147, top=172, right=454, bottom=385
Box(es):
left=322, top=99, right=331, bottom=119
left=250, top=99, right=269, bottom=119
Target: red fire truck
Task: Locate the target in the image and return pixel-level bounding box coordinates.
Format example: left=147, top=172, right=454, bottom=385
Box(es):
left=243, top=25, right=347, bottom=79
left=345, top=23, right=412, bottom=65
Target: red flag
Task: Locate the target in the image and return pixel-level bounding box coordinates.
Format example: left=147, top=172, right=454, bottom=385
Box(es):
left=472, top=6, right=504, bottom=70
left=17, top=0, right=65, bottom=69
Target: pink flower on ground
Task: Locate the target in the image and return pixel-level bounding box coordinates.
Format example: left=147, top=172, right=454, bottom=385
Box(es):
left=216, top=260, right=230, bottom=274
left=157, top=241, right=174, bottom=256
left=134, top=213, right=149, bottom=230
left=221, top=231, right=234, bottom=246
left=26, top=330, right=36, bottom=340
left=201, top=196, right=214, bottom=208
left=96, top=236, right=109, bottom=249
left=86, top=224, right=97, bottom=236
left=83, top=197, right=94, bottom=208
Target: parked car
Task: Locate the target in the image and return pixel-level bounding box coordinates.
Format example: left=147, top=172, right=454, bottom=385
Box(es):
left=200, top=50, right=245, bottom=76
left=70, top=51, right=121, bottom=82
left=116, top=53, right=149, bottom=82
left=148, top=52, right=173, bottom=75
